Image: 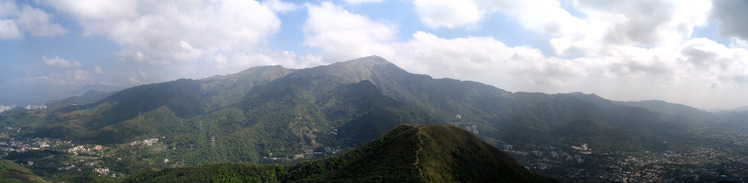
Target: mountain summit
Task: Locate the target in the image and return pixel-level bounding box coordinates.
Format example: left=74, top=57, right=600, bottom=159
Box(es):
left=294, top=55, right=409, bottom=85
left=125, top=124, right=556, bottom=182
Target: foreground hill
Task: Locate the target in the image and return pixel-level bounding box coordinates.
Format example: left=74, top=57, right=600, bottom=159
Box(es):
left=124, top=125, right=556, bottom=183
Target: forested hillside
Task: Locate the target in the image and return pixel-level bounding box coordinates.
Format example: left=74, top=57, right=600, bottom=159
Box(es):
left=124, top=125, right=556, bottom=183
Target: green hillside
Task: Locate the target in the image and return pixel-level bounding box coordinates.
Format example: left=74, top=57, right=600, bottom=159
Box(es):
left=0, top=160, right=48, bottom=183
left=124, top=124, right=556, bottom=183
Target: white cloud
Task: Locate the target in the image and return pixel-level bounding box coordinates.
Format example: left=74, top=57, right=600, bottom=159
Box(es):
left=47, top=0, right=281, bottom=65
left=94, top=66, right=103, bottom=74
left=262, top=0, right=298, bottom=13
left=484, top=0, right=587, bottom=35
left=128, top=77, right=142, bottom=85
left=134, top=49, right=324, bottom=81
left=210, top=50, right=322, bottom=70
left=303, top=2, right=396, bottom=61
left=17, top=5, right=68, bottom=37
left=72, top=69, right=90, bottom=81
left=0, top=0, right=18, bottom=17
left=13, top=69, right=92, bottom=86
left=42, top=56, right=82, bottom=68
left=679, top=38, right=748, bottom=86
left=386, top=31, right=584, bottom=87
left=344, top=0, right=382, bottom=4
left=0, top=1, right=67, bottom=39
left=568, top=0, right=709, bottom=47
left=412, top=0, right=711, bottom=55
left=412, top=0, right=587, bottom=32
left=0, top=19, right=22, bottom=39
left=412, top=0, right=482, bottom=29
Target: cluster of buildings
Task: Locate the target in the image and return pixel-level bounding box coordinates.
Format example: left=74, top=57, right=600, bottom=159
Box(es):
left=0, top=105, right=16, bottom=113
left=510, top=142, right=747, bottom=182
left=24, top=104, right=47, bottom=110
left=67, top=145, right=103, bottom=156
left=0, top=104, right=47, bottom=113
left=451, top=114, right=479, bottom=134
left=0, top=136, right=68, bottom=153
left=130, top=138, right=160, bottom=146
left=94, top=167, right=111, bottom=175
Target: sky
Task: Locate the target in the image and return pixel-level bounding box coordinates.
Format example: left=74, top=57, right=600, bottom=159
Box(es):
left=1, top=0, right=747, bottom=110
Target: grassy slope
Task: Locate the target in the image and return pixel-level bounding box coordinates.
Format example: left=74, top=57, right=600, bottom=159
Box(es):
left=124, top=125, right=556, bottom=183
left=417, top=125, right=554, bottom=182
left=0, top=160, right=48, bottom=183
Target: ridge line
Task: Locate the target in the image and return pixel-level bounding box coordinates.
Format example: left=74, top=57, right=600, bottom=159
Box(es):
left=414, top=127, right=424, bottom=179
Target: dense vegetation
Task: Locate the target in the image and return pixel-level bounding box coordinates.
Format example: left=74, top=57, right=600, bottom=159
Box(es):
left=124, top=125, right=556, bottom=183
left=0, top=160, right=48, bottom=183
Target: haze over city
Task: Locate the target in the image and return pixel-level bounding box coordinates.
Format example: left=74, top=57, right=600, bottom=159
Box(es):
left=1, top=0, right=747, bottom=110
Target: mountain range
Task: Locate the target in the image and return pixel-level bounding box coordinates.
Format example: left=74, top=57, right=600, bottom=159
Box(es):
left=1, top=56, right=746, bottom=182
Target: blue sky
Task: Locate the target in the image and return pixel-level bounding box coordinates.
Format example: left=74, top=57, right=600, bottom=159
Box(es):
left=1, top=0, right=747, bottom=110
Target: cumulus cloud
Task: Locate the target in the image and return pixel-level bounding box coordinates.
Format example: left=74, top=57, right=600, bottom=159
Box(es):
left=43, top=56, right=82, bottom=68
left=94, top=66, right=103, bottom=74
left=0, top=19, right=22, bottom=39
left=303, top=2, right=397, bottom=61
left=47, top=0, right=281, bottom=65
left=262, top=0, right=298, bottom=13
left=575, top=0, right=708, bottom=46
left=386, top=31, right=586, bottom=87
left=128, top=77, right=142, bottom=85
left=412, top=0, right=710, bottom=56
left=711, top=0, right=748, bottom=41
left=412, top=0, right=586, bottom=32
left=412, top=0, right=482, bottom=29
left=0, top=1, right=67, bottom=39
left=344, top=0, right=382, bottom=4
left=17, top=5, right=69, bottom=37
left=679, top=38, right=748, bottom=84
left=209, top=50, right=322, bottom=71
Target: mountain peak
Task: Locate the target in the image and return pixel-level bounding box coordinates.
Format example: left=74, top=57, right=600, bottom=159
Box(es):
left=347, top=55, right=391, bottom=65
left=298, top=56, right=408, bottom=84
left=203, top=65, right=292, bottom=82
left=329, top=55, right=398, bottom=69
